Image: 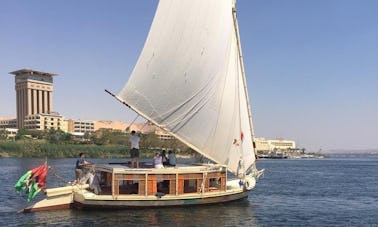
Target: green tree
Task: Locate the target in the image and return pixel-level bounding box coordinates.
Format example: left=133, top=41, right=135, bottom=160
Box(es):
left=0, top=130, right=7, bottom=141
left=28, top=129, right=45, bottom=139
left=45, top=128, right=71, bottom=144
left=83, top=132, right=91, bottom=144
left=91, top=128, right=128, bottom=145
left=108, top=130, right=128, bottom=145
left=15, top=128, right=28, bottom=140
left=140, top=133, right=160, bottom=149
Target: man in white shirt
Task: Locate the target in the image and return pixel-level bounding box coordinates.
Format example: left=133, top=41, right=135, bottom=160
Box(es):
left=129, top=130, right=140, bottom=168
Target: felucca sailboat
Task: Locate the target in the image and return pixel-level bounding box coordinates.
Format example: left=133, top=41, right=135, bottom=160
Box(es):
left=21, top=0, right=264, bottom=212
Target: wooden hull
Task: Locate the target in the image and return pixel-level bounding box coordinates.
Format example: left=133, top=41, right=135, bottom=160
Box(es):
left=20, top=163, right=261, bottom=212
left=73, top=189, right=250, bottom=210
left=21, top=184, right=89, bottom=213
left=22, top=193, right=73, bottom=213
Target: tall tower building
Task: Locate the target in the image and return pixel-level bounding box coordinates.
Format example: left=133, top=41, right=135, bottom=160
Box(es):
left=9, top=69, right=56, bottom=129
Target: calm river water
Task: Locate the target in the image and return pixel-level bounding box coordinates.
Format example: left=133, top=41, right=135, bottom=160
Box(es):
left=1, top=155, right=377, bottom=226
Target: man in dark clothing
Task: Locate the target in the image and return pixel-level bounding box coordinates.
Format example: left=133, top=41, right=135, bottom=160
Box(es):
left=75, top=152, right=90, bottom=182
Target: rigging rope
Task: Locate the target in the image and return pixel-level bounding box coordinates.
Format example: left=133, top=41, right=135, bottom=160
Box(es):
left=129, top=114, right=139, bottom=128
left=48, top=166, right=93, bottom=191
left=48, top=166, right=71, bottom=185
left=139, top=120, right=150, bottom=131
left=127, top=115, right=152, bottom=133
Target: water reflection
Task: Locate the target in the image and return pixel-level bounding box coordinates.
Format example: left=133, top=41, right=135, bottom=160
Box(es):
left=15, top=200, right=258, bottom=226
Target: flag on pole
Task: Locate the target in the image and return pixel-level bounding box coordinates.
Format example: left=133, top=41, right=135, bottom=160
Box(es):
left=15, top=163, right=48, bottom=201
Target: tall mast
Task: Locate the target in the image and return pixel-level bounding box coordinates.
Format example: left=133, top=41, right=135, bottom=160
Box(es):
left=232, top=2, right=257, bottom=157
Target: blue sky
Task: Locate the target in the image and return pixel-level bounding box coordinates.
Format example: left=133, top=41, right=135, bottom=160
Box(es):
left=1, top=0, right=377, bottom=151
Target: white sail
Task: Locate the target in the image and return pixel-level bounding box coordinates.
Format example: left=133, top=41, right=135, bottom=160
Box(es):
left=118, top=0, right=256, bottom=175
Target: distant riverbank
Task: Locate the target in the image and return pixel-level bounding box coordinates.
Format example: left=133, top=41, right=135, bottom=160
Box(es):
left=1, top=140, right=336, bottom=160
left=0, top=141, right=165, bottom=158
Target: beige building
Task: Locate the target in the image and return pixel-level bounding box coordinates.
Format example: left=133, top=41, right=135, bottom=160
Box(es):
left=72, top=120, right=95, bottom=133
left=24, top=113, right=66, bottom=131
left=0, top=118, right=17, bottom=130
left=255, top=137, right=296, bottom=152
left=270, top=139, right=296, bottom=150
left=155, top=128, right=173, bottom=140
left=127, top=122, right=155, bottom=134
left=2, top=128, right=18, bottom=140
left=127, top=122, right=173, bottom=140
left=10, top=69, right=56, bottom=128
left=94, top=120, right=129, bottom=131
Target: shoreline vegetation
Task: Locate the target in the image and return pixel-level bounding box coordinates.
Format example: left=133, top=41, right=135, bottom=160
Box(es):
left=0, top=128, right=195, bottom=158
left=0, top=140, right=127, bottom=158
left=0, top=129, right=330, bottom=159
left=0, top=139, right=327, bottom=159
left=0, top=140, right=196, bottom=159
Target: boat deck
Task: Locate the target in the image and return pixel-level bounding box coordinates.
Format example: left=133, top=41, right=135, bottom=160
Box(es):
left=93, top=162, right=226, bottom=174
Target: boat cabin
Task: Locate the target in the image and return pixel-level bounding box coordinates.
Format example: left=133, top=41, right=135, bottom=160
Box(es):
left=93, top=163, right=227, bottom=197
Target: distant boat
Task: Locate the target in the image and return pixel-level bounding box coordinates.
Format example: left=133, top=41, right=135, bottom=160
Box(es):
left=258, top=154, right=288, bottom=159
left=258, top=150, right=288, bottom=159
left=21, top=0, right=264, bottom=212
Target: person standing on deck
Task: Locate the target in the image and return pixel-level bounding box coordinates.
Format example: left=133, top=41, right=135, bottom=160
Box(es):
left=129, top=130, right=140, bottom=168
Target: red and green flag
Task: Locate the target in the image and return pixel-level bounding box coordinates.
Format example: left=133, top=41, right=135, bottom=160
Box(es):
left=15, top=163, right=48, bottom=201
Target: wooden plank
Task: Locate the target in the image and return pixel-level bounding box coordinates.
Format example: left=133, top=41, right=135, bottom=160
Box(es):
left=207, top=172, right=226, bottom=178
left=221, top=177, right=226, bottom=191
left=178, top=175, right=184, bottom=194
left=113, top=180, right=119, bottom=196
left=114, top=174, right=145, bottom=180
left=147, top=175, right=157, bottom=195
left=182, top=173, right=203, bottom=179
left=111, top=172, right=115, bottom=196
left=145, top=174, right=148, bottom=196
left=175, top=173, right=178, bottom=196
left=169, top=180, right=176, bottom=195
left=138, top=180, right=146, bottom=195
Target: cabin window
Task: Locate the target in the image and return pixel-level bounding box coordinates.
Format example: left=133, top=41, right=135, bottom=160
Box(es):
left=147, top=174, right=176, bottom=195
left=113, top=174, right=146, bottom=196
left=157, top=180, right=170, bottom=194
left=119, top=180, right=139, bottom=195
left=99, top=172, right=112, bottom=195
left=184, top=179, right=197, bottom=193
left=209, top=178, right=221, bottom=191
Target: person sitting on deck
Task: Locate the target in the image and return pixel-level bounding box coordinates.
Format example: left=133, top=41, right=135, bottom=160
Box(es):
left=75, top=152, right=90, bottom=182
left=79, top=167, right=102, bottom=194
left=154, top=152, right=164, bottom=168
left=161, top=150, right=169, bottom=166
left=168, top=150, right=177, bottom=167
left=88, top=169, right=102, bottom=194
